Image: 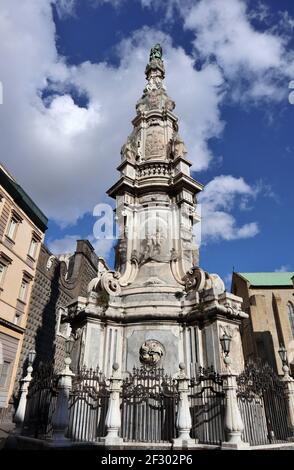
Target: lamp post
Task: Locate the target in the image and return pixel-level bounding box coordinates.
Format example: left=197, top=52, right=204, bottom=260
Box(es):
left=220, top=332, right=232, bottom=365
left=28, top=349, right=36, bottom=366
left=278, top=345, right=288, bottom=367
left=65, top=336, right=74, bottom=364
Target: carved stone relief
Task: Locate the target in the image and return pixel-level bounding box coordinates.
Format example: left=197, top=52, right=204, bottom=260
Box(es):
left=145, top=127, right=165, bottom=160
left=139, top=339, right=164, bottom=366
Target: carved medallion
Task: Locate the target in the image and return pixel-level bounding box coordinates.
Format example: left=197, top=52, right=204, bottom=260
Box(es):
left=139, top=339, right=164, bottom=366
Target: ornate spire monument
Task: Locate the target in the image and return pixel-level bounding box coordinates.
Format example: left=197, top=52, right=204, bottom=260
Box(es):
left=65, top=45, right=248, bottom=377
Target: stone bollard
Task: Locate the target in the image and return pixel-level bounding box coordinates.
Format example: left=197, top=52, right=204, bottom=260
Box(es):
left=104, top=363, right=123, bottom=447
left=13, top=363, right=34, bottom=433
left=221, top=357, right=248, bottom=450
left=51, top=356, right=74, bottom=445
left=172, top=363, right=195, bottom=449
left=281, top=364, right=294, bottom=441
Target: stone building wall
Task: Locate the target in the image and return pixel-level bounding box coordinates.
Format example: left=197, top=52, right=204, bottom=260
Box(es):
left=15, top=240, right=98, bottom=392
left=232, top=272, right=294, bottom=375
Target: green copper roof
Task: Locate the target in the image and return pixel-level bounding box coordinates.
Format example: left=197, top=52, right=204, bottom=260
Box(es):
left=238, top=272, right=294, bottom=287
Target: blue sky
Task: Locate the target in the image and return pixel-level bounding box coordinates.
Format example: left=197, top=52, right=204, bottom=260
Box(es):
left=1, top=0, right=294, bottom=286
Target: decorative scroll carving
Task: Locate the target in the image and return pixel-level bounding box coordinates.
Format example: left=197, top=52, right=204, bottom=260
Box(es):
left=183, top=266, right=206, bottom=292
left=87, top=269, right=121, bottom=297
left=100, top=271, right=121, bottom=296
left=139, top=340, right=164, bottom=366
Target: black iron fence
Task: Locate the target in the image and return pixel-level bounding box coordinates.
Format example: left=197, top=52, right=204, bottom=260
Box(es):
left=19, top=361, right=294, bottom=447
left=22, top=363, right=58, bottom=439
left=237, top=361, right=292, bottom=446
left=189, top=366, right=225, bottom=445
left=67, top=366, right=109, bottom=442
left=120, top=366, right=178, bottom=443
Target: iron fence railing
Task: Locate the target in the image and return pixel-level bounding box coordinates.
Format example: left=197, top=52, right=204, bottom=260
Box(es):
left=237, top=361, right=293, bottom=446
left=22, top=363, right=58, bottom=439
left=19, top=361, right=294, bottom=448
left=120, top=366, right=178, bottom=443
left=189, top=367, right=225, bottom=445
left=67, top=366, right=109, bottom=442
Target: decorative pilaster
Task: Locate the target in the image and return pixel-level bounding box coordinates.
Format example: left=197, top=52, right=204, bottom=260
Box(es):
left=13, top=364, right=33, bottom=433
left=173, top=363, right=195, bottom=449
left=104, top=363, right=123, bottom=446
left=51, top=356, right=74, bottom=444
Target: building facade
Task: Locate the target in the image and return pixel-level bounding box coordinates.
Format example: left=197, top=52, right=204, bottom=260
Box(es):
left=0, top=165, right=47, bottom=414
left=232, top=272, right=294, bottom=375
left=16, top=240, right=101, bottom=391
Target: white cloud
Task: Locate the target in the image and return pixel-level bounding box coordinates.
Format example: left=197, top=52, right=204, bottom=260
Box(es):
left=275, top=265, right=291, bottom=273
left=0, top=4, right=225, bottom=227
left=183, top=0, right=294, bottom=102
left=48, top=234, right=80, bottom=254
left=88, top=236, right=116, bottom=259
left=48, top=233, right=115, bottom=260
left=199, top=175, right=259, bottom=242
left=0, top=0, right=291, bottom=246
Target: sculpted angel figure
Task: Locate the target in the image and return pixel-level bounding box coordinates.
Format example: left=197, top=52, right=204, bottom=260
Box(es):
left=121, top=138, right=135, bottom=161
left=170, top=134, right=187, bottom=159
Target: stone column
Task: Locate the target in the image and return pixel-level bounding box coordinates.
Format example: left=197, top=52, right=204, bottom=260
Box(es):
left=222, top=357, right=248, bottom=449
left=281, top=364, right=294, bottom=440
left=51, top=356, right=74, bottom=445
left=13, top=364, right=33, bottom=433
left=104, top=363, right=123, bottom=446
left=173, top=363, right=195, bottom=449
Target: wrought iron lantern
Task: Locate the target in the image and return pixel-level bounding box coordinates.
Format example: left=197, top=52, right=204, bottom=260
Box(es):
left=278, top=345, right=288, bottom=365
left=65, top=336, right=75, bottom=357
left=220, top=332, right=232, bottom=356
left=28, top=349, right=36, bottom=366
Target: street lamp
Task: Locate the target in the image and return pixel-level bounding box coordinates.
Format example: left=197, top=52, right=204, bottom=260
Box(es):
left=65, top=336, right=74, bottom=357
left=28, top=349, right=36, bottom=366
left=220, top=332, right=232, bottom=357
left=278, top=345, right=288, bottom=366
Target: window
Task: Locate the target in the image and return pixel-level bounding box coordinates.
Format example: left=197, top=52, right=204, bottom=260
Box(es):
left=0, top=261, right=7, bottom=286
left=0, top=361, right=11, bottom=388
left=7, top=217, right=17, bottom=240
left=19, top=278, right=29, bottom=302
left=0, top=253, right=11, bottom=288
left=28, top=237, right=38, bottom=259
left=288, top=303, right=294, bottom=338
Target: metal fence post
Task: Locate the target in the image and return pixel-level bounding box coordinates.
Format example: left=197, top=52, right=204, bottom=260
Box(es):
left=13, top=363, right=34, bottom=432
left=173, top=363, right=195, bottom=449
left=281, top=364, right=294, bottom=440
left=104, top=363, right=123, bottom=446
left=51, top=356, right=74, bottom=444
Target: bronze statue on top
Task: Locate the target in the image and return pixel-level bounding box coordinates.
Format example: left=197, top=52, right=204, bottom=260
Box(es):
left=149, top=44, right=163, bottom=62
